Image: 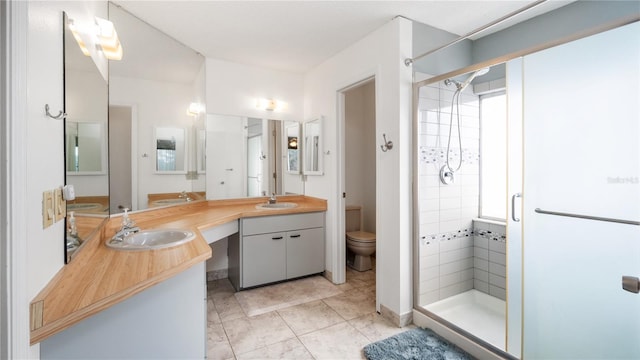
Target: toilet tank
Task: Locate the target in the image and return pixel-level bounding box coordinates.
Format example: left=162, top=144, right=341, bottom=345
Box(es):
left=345, top=205, right=362, bottom=232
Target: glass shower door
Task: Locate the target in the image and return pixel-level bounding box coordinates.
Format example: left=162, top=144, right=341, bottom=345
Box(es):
left=520, top=22, right=640, bottom=359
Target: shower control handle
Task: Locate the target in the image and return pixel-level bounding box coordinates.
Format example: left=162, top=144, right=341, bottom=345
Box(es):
left=511, top=193, right=522, bottom=222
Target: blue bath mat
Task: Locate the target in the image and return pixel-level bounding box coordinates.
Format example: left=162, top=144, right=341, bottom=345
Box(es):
left=363, top=327, right=474, bottom=360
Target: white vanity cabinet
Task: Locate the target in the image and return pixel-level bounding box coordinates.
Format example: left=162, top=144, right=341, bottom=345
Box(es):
left=229, top=212, right=325, bottom=290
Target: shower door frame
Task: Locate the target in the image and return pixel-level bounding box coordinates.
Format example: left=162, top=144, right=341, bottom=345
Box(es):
left=411, top=17, right=639, bottom=360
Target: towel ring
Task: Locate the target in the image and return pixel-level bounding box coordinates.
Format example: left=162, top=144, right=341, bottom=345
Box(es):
left=45, top=104, right=67, bottom=120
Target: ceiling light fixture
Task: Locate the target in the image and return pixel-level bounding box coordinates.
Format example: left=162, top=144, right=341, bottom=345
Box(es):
left=95, top=17, right=123, bottom=60
left=67, top=19, right=90, bottom=56
left=187, top=102, right=205, bottom=116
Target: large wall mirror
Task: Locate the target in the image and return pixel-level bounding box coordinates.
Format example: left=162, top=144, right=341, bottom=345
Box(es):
left=206, top=114, right=304, bottom=199
left=63, top=11, right=110, bottom=262
left=108, top=3, right=206, bottom=212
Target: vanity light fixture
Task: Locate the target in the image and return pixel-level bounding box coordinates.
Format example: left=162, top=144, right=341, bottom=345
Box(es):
left=95, top=17, right=123, bottom=61
left=67, top=19, right=90, bottom=56
left=256, top=98, right=287, bottom=112
left=187, top=102, right=205, bottom=116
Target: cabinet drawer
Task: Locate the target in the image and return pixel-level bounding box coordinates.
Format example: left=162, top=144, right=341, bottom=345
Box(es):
left=242, top=212, right=324, bottom=236
left=242, top=232, right=286, bottom=288
left=286, top=227, right=325, bottom=279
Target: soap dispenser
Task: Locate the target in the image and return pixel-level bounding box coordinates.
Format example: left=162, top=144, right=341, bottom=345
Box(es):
left=66, top=211, right=80, bottom=251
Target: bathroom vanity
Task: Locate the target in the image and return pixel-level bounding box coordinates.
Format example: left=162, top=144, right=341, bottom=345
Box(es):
left=32, top=195, right=326, bottom=358
left=228, top=212, right=325, bottom=290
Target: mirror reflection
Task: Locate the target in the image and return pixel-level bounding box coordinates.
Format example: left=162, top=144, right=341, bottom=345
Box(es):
left=107, top=3, right=306, bottom=213
left=206, top=114, right=304, bottom=199
left=155, top=127, right=187, bottom=173
left=304, top=117, right=323, bottom=175
left=286, top=122, right=300, bottom=173
left=66, top=121, right=106, bottom=173
left=63, top=11, right=110, bottom=262
left=108, top=3, right=206, bottom=211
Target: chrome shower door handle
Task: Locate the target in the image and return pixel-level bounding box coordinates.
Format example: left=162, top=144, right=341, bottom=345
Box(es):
left=622, top=276, right=640, bottom=294
left=511, top=193, right=522, bottom=222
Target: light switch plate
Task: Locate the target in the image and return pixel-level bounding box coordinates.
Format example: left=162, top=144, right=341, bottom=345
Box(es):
left=54, top=188, right=66, bottom=222
left=43, top=190, right=54, bottom=228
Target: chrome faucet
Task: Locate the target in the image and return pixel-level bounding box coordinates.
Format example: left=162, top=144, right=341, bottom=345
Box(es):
left=110, top=208, right=140, bottom=244
left=179, top=191, right=192, bottom=202
left=268, top=193, right=277, bottom=204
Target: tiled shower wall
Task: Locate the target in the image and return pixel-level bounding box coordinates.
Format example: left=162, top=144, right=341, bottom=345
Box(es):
left=473, top=220, right=507, bottom=300
left=417, top=80, right=481, bottom=305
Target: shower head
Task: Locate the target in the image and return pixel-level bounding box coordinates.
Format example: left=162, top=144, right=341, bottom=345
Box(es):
left=458, top=67, right=490, bottom=91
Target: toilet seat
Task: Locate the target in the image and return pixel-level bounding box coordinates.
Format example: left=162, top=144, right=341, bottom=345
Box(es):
left=346, top=231, right=376, bottom=243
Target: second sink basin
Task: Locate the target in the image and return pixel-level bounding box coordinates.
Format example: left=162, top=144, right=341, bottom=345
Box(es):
left=107, top=229, right=196, bottom=251
left=255, top=202, right=298, bottom=210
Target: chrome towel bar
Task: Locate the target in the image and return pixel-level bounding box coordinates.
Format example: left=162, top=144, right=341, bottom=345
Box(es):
left=535, top=208, right=639, bottom=226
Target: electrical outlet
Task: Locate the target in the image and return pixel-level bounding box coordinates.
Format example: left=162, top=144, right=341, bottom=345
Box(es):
left=54, top=188, right=66, bottom=222
left=42, top=190, right=54, bottom=228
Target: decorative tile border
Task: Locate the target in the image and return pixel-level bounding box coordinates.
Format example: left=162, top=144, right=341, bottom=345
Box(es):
left=419, top=146, right=479, bottom=166
left=474, top=229, right=506, bottom=243
left=420, top=227, right=506, bottom=246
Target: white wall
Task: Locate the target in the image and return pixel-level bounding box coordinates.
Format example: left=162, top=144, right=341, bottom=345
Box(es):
left=304, top=17, right=413, bottom=320
left=24, top=1, right=108, bottom=357
left=110, top=76, right=196, bottom=209
left=205, top=58, right=304, bottom=122
left=345, top=81, right=376, bottom=233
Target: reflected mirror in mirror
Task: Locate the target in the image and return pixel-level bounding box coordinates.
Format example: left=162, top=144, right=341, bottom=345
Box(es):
left=155, top=127, right=187, bottom=173
left=304, top=117, right=323, bottom=175
left=66, top=121, right=106, bottom=173
left=286, top=121, right=300, bottom=173
left=63, top=11, right=110, bottom=262
left=206, top=114, right=304, bottom=200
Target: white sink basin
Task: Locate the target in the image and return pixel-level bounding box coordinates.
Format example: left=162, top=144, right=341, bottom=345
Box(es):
left=154, top=198, right=189, bottom=205
left=107, top=229, right=196, bottom=251
left=68, top=203, right=102, bottom=211
left=255, top=202, right=298, bottom=210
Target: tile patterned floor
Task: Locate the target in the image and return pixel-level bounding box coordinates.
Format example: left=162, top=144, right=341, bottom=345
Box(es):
left=206, top=267, right=414, bottom=360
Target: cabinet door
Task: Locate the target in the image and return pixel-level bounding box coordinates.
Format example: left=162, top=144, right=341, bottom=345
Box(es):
left=286, top=227, right=324, bottom=279
left=243, top=232, right=286, bottom=288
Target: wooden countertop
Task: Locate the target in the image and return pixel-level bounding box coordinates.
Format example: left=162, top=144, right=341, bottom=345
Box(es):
left=30, top=195, right=327, bottom=344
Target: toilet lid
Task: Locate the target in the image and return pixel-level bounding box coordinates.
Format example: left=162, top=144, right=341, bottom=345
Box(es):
left=347, top=231, right=376, bottom=242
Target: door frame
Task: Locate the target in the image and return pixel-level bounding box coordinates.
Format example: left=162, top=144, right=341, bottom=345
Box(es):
left=336, top=75, right=377, bottom=309
left=109, top=103, right=138, bottom=211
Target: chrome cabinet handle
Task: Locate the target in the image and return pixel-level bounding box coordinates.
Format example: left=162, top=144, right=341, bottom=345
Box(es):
left=511, top=193, right=522, bottom=222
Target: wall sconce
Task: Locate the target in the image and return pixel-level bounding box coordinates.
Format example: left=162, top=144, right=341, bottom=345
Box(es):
left=187, top=102, right=205, bottom=116
left=256, top=98, right=287, bottom=112
left=95, top=17, right=123, bottom=60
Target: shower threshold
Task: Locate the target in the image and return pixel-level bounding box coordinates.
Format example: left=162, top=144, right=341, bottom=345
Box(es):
left=423, top=289, right=506, bottom=351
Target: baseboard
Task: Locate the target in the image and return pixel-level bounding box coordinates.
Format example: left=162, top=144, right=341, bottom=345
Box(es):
left=380, top=304, right=413, bottom=327
left=412, top=310, right=509, bottom=360
left=323, top=270, right=333, bottom=283
left=206, top=269, right=228, bottom=281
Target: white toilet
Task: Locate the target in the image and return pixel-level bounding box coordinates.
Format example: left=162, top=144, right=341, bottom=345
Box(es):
left=346, top=205, right=376, bottom=271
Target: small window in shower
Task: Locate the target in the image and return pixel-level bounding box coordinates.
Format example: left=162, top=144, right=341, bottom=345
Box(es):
left=480, top=91, right=507, bottom=220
